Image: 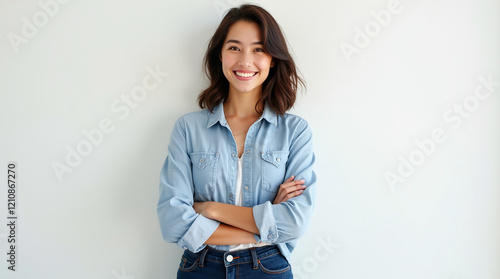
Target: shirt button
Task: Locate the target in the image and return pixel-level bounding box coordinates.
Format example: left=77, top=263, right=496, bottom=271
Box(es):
left=246, top=150, right=250, bottom=154
left=199, top=159, right=204, bottom=163
left=232, top=153, right=236, bottom=157
left=276, top=157, right=281, bottom=162
left=229, top=193, right=234, bottom=198
left=226, top=255, right=233, bottom=262
left=244, top=186, right=249, bottom=190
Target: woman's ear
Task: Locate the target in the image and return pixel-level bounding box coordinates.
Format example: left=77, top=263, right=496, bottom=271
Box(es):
left=271, top=60, right=275, bottom=68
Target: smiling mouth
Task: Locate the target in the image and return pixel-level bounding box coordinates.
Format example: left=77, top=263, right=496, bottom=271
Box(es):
left=234, top=71, right=258, bottom=78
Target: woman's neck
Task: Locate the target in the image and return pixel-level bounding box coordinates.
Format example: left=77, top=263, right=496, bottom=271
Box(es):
left=224, top=88, right=263, bottom=118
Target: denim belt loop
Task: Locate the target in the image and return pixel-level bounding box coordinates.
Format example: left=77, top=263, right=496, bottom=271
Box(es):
left=250, top=247, right=259, bottom=270
left=198, top=246, right=209, bottom=268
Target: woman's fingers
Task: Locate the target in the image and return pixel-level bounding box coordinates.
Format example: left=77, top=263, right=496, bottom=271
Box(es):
left=273, top=177, right=307, bottom=204
left=282, top=185, right=307, bottom=200
left=279, top=184, right=306, bottom=197
left=284, top=189, right=304, bottom=200
left=285, top=175, right=295, bottom=183
left=275, top=188, right=305, bottom=203
left=279, top=179, right=306, bottom=194
left=274, top=176, right=299, bottom=202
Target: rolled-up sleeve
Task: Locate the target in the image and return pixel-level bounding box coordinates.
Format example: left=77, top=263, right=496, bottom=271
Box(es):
left=253, top=119, right=316, bottom=244
left=157, top=117, right=220, bottom=252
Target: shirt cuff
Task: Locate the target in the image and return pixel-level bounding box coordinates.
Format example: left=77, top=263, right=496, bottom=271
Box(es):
left=253, top=201, right=278, bottom=243
left=177, top=214, right=220, bottom=253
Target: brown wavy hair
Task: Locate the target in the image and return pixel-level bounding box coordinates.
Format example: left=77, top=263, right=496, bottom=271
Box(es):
left=197, top=4, right=305, bottom=116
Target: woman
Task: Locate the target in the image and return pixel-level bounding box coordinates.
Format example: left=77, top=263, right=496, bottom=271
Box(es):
left=157, top=4, right=316, bottom=278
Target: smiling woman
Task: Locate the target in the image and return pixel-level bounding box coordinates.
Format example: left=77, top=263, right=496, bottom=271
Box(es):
left=220, top=21, right=274, bottom=97
left=198, top=4, right=303, bottom=116
left=157, top=4, right=316, bottom=279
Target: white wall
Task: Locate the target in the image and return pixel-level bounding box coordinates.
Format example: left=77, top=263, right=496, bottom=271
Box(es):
left=1, top=0, right=499, bottom=278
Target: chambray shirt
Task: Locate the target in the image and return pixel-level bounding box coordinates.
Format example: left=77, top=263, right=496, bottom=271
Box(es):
left=157, top=103, right=316, bottom=262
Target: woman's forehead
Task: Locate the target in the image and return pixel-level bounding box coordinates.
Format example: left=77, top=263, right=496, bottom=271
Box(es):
left=225, top=21, right=262, bottom=44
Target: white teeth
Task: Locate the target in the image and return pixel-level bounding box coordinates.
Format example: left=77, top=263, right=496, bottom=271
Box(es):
left=235, top=71, right=256, bottom=78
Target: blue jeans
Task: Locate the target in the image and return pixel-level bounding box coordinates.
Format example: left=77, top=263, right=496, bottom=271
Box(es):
left=177, top=245, right=293, bottom=278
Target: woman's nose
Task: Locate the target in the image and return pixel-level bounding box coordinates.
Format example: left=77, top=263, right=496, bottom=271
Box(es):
left=238, top=52, right=253, bottom=67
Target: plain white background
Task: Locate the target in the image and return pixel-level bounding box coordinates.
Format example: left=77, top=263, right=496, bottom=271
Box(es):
left=1, top=0, right=499, bottom=278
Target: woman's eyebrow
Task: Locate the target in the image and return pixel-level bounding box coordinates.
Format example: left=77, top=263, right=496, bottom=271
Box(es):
left=225, top=39, right=263, bottom=45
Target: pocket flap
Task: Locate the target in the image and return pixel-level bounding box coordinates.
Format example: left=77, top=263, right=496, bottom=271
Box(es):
left=261, top=151, right=289, bottom=168
left=190, top=152, right=218, bottom=169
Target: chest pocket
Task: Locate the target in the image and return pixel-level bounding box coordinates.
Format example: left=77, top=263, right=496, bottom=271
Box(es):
left=261, top=150, right=289, bottom=193
left=190, top=152, right=219, bottom=201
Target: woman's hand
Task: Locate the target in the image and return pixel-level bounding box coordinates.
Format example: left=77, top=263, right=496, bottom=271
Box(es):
left=273, top=175, right=307, bottom=204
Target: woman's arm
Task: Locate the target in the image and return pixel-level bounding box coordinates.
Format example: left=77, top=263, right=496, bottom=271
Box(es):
left=193, top=176, right=306, bottom=234
left=253, top=120, right=316, bottom=244
left=194, top=202, right=259, bottom=234
left=204, top=223, right=257, bottom=245
left=157, top=117, right=220, bottom=253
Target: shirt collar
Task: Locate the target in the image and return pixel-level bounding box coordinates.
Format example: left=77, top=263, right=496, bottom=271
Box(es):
left=207, top=103, right=278, bottom=128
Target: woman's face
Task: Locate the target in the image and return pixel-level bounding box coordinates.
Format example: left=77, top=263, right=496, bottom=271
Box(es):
left=220, top=20, right=274, bottom=96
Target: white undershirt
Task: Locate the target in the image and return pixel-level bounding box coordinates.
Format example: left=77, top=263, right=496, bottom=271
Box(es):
left=229, top=155, right=269, bottom=251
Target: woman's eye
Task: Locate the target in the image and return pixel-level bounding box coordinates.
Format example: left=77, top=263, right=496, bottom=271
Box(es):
left=228, top=46, right=239, bottom=51
left=254, top=48, right=265, bottom=52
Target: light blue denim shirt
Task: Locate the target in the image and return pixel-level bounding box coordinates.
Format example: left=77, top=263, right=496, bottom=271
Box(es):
left=157, top=103, right=316, bottom=262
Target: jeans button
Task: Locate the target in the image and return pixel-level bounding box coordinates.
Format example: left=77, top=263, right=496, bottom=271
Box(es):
left=226, top=255, right=233, bottom=262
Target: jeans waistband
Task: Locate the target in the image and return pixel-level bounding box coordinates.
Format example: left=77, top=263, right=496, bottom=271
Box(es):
left=195, top=245, right=281, bottom=269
